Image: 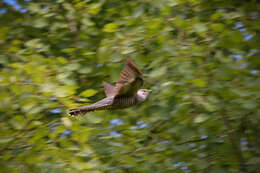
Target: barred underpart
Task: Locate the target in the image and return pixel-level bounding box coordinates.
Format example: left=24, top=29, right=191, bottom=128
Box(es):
left=113, top=96, right=137, bottom=108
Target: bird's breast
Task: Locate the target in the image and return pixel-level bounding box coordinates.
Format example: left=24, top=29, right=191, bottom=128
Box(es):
left=112, top=96, right=137, bottom=108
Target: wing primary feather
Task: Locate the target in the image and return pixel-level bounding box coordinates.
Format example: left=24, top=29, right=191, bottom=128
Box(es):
left=114, top=58, right=144, bottom=96
left=125, top=58, right=142, bottom=76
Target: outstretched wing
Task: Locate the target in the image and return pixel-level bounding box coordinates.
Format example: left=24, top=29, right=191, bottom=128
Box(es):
left=103, top=82, right=115, bottom=97
left=113, top=58, right=144, bottom=96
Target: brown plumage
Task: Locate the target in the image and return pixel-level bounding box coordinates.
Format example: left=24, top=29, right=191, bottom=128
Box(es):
left=68, top=58, right=151, bottom=116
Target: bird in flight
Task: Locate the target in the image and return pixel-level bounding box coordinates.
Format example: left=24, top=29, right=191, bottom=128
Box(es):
left=68, top=58, right=151, bottom=116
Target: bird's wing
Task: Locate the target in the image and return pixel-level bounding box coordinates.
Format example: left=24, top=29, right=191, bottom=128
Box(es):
left=103, top=82, right=115, bottom=97
left=113, top=58, right=144, bottom=96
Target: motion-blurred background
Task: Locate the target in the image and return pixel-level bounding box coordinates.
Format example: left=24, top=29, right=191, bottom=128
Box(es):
left=0, top=0, right=259, bottom=172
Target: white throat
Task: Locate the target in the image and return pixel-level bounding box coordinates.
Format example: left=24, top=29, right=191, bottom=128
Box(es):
left=136, top=90, right=149, bottom=103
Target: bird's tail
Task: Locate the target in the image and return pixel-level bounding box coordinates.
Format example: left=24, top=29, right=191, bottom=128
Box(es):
left=68, top=105, right=98, bottom=116
left=68, top=102, right=110, bottom=116
left=68, top=97, right=112, bottom=116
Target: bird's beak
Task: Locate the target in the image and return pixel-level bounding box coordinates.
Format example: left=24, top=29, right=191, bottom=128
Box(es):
left=147, top=89, right=152, bottom=92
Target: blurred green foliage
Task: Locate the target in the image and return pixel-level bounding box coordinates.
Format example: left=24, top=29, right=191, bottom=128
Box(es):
left=0, top=0, right=260, bottom=172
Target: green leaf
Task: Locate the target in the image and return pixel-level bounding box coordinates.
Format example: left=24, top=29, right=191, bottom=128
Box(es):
left=78, top=67, right=92, bottom=74
left=0, top=27, right=9, bottom=41
left=192, top=78, right=207, bottom=87
left=33, top=19, right=48, bottom=28
left=193, top=23, right=208, bottom=33
left=103, top=23, right=119, bottom=32
left=61, top=117, right=72, bottom=127
left=9, top=115, right=26, bottom=130
left=194, top=114, right=208, bottom=123
left=247, top=157, right=260, bottom=165
left=0, top=138, right=14, bottom=144
left=25, top=39, right=44, bottom=49
left=62, top=48, right=76, bottom=54
left=80, top=89, right=98, bottom=97
left=83, top=112, right=103, bottom=123
left=168, top=0, right=179, bottom=7
left=242, top=100, right=257, bottom=109
left=88, top=3, right=102, bottom=15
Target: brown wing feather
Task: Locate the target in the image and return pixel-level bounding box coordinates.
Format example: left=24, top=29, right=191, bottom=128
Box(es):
left=103, top=82, right=115, bottom=97
left=113, top=58, right=144, bottom=96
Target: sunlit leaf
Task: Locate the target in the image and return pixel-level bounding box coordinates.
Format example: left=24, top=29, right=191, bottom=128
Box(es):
left=80, top=89, right=98, bottom=97
left=192, top=78, right=207, bottom=87
left=103, top=23, right=119, bottom=32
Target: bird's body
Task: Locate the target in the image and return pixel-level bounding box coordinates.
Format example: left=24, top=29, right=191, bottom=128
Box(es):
left=68, top=59, right=151, bottom=116
left=69, top=96, right=136, bottom=115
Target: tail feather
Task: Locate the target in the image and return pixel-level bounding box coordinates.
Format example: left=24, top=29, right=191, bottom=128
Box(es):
left=68, top=105, right=97, bottom=116
left=68, top=97, right=113, bottom=116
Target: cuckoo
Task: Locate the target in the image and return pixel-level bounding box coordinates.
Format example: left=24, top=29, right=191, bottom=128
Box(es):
left=68, top=58, right=151, bottom=116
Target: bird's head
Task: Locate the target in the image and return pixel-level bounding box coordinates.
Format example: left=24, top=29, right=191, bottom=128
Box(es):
left=137, top=89, right=152, bottom=102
